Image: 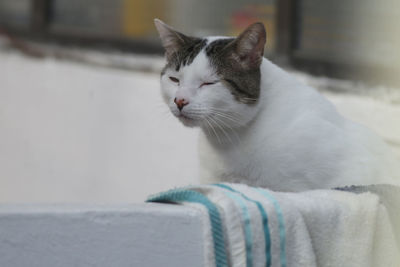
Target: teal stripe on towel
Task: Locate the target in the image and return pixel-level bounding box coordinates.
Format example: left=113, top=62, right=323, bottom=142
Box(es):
left=213, top=184, right=254, bottom=267
left=256, top=188, right=286, bottom=267
left=147, top=189, right=228, bottom=267
left=215, top=184, right=272, bottom=267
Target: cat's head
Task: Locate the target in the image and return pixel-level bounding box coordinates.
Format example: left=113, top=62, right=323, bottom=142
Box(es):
left=155, top=19, right=266, bottom=130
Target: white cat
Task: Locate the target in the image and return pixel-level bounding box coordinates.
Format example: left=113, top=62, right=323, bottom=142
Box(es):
left=154, top=19, right=399, bottom=191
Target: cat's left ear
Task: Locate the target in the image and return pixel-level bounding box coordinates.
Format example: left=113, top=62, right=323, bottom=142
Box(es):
left=154, top=19, right=192, bottom=61
left=232, top=22, right=266, bottom=69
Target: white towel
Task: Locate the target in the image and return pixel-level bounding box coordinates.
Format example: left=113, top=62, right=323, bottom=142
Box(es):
left=147, top=183, right=400, bottom=267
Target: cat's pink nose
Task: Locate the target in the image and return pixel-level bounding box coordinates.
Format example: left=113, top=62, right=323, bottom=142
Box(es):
left=174, top=97, right=189, bottom=111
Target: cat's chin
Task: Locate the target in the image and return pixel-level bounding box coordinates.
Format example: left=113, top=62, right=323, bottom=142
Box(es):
left=177, top=115, right=199, bottom=128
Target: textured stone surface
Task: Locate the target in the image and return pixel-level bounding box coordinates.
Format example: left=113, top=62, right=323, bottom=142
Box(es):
left=0, top=203, right=204, bottom=267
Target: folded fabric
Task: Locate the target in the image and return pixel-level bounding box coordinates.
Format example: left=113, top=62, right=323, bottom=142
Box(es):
left=147, top=183, right=400, bottom=267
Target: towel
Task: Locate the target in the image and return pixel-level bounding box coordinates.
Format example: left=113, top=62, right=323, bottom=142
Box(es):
left=147, top=183, right=400, bottom=267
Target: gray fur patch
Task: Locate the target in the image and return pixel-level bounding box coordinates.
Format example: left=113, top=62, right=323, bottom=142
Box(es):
left=206, top=38, right=260, bottom=104
left=162, top=38, right=207, bottom=75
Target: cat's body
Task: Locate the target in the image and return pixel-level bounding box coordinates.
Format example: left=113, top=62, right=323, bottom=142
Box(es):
left=155, top=19, right=399, bottom=191
left=199, top=58, right=400, bottom=190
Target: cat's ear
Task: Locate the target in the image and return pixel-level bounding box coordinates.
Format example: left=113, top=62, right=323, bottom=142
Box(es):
left=154, top=19, right=191, bottom=61
left=232, top=22, right=266, bottom=69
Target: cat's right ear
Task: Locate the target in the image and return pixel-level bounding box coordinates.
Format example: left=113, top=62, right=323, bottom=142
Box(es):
left=154, top=19, right=189, bottom=61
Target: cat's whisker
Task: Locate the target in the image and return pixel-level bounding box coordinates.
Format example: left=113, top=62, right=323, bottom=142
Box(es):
left=190, top=106, right=241, bottom=119
left=211, top=112, right=242, bottom=125
left=205, top=110, right=243, bottom=144
left=211, top=115, right=239, bottom=144
left=208, top=115, right=233, bottom=144
left=202, top=118, right=213, bottom=137
left=207, top=110, right=242, bottom=126
left=212, top=114, right=242, bottom=144
left=187, top=110, right=205, bottom=115
left=208, top=107, right=243, bottom=118
left=189, top=107, right=243, bottom=127
left=204, top=117, right=221, bottom=145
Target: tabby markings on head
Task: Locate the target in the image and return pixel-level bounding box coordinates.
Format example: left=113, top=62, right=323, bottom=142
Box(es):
left=162, top=36, right=261, bottom=105
left=205, top=38, right=260, bottom=105
left=163, top=38, right=207, bottom=73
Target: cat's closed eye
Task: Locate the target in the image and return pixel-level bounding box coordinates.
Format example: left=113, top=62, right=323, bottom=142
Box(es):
left=169, top=76, right=179, bottom=83
left=200, top=81, right=218, bottom=87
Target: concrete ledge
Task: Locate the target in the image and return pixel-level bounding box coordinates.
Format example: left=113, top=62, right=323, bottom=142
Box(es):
left=0, top=203, right=204, bottom=267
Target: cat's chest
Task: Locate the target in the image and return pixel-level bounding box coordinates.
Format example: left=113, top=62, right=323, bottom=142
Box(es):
left=213, top=137, right=266, bottom=177
left=199, top=132, right=255, bottom=173
left=200, top=128, right=292, bottom=185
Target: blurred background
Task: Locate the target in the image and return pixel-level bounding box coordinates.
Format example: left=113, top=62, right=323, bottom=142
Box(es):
left=0, top=0, right=399, bottom=203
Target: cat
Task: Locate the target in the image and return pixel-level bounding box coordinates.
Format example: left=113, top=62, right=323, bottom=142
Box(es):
left=154, top=19, right=400, bottom=191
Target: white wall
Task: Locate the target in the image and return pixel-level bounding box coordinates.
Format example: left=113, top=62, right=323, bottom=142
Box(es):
left=0, top=51, right=199, bottom=203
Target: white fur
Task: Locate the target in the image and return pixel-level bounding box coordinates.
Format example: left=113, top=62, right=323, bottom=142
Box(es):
left=160, top=39, right=400, bottom=191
